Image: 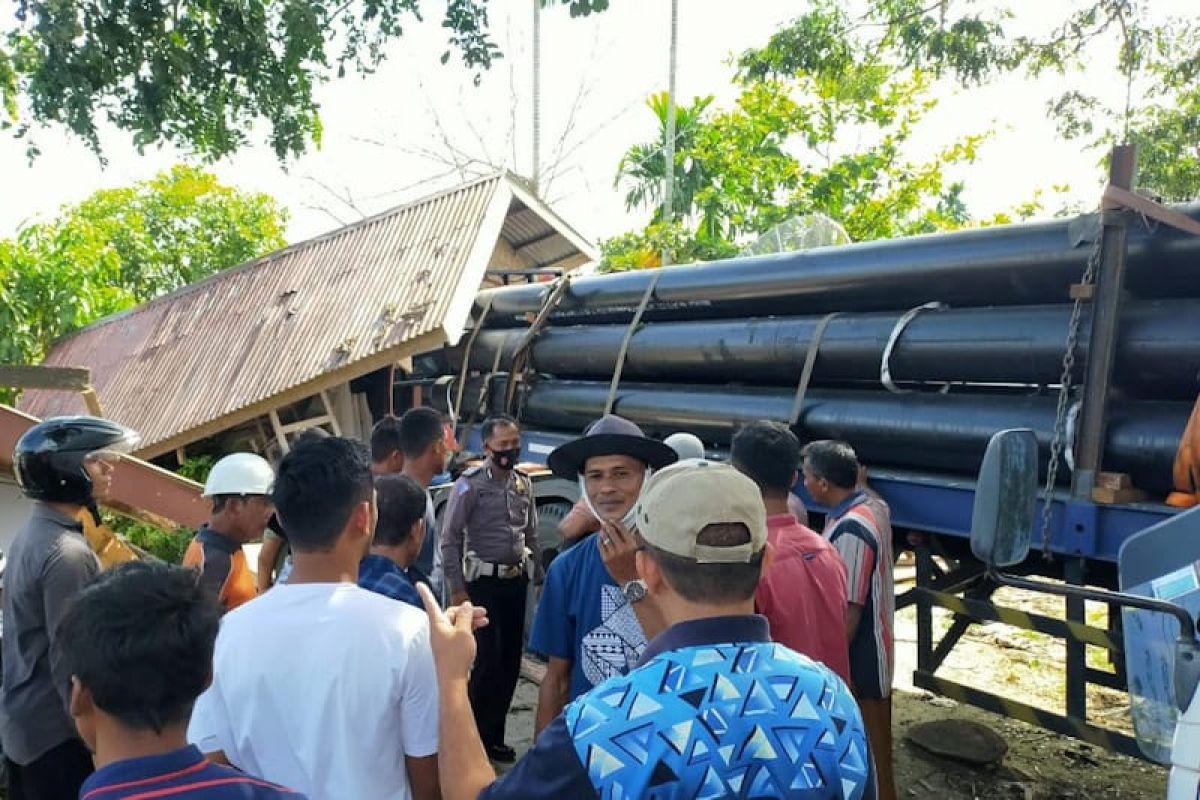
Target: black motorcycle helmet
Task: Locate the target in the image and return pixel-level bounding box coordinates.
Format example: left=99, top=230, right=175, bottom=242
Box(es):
left=13, top=416, right=142, bottom=505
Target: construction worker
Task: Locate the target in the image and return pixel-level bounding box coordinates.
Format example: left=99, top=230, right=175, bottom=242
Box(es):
left=440, top=415, right=540, bottom=762
left=2, top=415, right=140, bottom=799
left=184, top=453, right=274, bottom=612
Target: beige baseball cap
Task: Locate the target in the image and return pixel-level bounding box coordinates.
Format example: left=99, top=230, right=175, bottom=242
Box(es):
left=633, top=459, right=767, bottom=564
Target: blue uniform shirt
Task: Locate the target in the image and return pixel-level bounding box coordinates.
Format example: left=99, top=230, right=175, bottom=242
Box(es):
left=357, top=554, right=423, bottom=609
left=484, top=615, right=875, bottom=799
left=81, top=744, right=303, bottom=799
left=528, top=534, right=646, bottom=700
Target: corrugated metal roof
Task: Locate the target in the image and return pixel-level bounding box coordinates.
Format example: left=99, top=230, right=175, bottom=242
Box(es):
left=20, top=173, right=594, bottom=457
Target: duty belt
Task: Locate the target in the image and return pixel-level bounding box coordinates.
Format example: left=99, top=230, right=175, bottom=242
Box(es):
left=475, top=560, right=526, bottom=579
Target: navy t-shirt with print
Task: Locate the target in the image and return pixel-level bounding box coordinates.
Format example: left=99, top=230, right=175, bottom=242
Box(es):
left=528, top=534, right=646, bottom=700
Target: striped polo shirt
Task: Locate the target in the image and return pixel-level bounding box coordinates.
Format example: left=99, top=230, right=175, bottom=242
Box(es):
left=81, top=745, right=303, bottom=799
left=824, top=490, right=895, bottom=700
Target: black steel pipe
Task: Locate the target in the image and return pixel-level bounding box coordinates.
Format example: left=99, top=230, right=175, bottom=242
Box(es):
left=444, top=378, right=1186, bottom=494
left=474, top=205, right=1200, bottom=327
left=440, top=301, right=1200, bottom=397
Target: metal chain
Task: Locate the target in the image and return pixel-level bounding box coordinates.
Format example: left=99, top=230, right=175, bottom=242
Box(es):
left=1040, top=235, right=1105, bottom=559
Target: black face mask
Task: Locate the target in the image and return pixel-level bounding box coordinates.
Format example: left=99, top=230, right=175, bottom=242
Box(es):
left=490, top=447, right=521, bottom=471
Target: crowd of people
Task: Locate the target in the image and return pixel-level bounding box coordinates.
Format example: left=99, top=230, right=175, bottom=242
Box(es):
left=1, top=406, right=897, bottom=799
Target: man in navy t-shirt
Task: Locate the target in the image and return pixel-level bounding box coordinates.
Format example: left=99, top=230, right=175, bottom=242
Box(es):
left=528, top=415, right=677, bottom=736
left=58, top=561, right=303, bottom=799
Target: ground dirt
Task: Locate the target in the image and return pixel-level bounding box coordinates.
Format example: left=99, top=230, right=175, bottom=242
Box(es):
left=499, top=561, right=1167, bottom=798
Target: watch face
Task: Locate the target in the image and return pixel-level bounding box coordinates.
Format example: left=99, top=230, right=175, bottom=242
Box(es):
left=624, top=580, right=647, bottom=603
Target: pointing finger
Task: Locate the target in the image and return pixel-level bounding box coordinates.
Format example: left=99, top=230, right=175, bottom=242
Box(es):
left=416, top=582, right=445, bottom=624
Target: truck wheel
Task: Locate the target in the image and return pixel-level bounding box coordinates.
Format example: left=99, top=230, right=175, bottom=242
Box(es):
left=535, top=500, right=572, bottom=570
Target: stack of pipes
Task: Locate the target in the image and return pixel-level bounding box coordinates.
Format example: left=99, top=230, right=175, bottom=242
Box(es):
left=422, top=207, right=1200, bottom=497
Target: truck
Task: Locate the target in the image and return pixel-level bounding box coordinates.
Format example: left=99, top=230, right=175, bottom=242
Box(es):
left=410, top=153, right=1200, bottom=771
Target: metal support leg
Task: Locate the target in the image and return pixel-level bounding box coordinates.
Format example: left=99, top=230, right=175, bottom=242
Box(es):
left=1065, top=557, right=1089, bottom=720
left=916, top=542, right=934, bottom=674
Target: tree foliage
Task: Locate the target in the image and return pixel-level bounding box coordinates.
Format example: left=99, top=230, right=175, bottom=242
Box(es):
left=605, top=0, right=982, bottom=269
left=0, top=165, right=287, bottom=390
left=1, top=0, right=606, bottom=161
left=746, top=1, right=1200, bottom=200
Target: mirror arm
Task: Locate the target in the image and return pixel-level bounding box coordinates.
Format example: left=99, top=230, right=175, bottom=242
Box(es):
left=990, top=568, right=1198, bottom=644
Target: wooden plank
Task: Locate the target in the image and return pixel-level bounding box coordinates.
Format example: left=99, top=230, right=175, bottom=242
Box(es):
left=1092, top=486, right=1148, bottom=504
left=80, top=386, right=104, bottom=417
left=1097, top=472, right=1133, bottom=491
left=0, top=364, right=91, bottom=391
left=0, top=404, right=206, bottom=528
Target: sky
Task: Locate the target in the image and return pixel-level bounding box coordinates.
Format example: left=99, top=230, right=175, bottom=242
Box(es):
left=0, top=0, right=1192, bottom=248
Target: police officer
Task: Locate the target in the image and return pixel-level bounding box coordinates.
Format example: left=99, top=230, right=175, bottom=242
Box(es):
left=3, top=415, right=141, bottom=799
left=440, top=415, right=540, bottom=763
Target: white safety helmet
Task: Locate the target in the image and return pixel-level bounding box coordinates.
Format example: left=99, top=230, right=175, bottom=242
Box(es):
left=203, top=452, right=275, bottom=498
left=664, top=432, right=706, bottom=461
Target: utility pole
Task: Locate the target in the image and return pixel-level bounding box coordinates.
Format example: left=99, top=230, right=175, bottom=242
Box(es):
left=532, top=0, right=542, bottom=196
left=661, top=0, right=679, bottom=266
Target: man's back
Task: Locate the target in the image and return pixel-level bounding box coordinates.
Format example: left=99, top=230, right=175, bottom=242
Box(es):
left=563, top=638, right=873, bottom=798
left=756, top=514, right=852, bottom=686
left=187, top=583, right=438, bottom=800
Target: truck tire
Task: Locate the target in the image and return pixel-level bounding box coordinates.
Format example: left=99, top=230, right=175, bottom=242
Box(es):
left=534, top=500, right=572, bottom=570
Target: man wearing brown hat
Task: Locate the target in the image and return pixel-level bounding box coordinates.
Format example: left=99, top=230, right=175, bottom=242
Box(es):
left=527, top=414, right=677, bottom=736
left=417, top=460, right=875, bottom=799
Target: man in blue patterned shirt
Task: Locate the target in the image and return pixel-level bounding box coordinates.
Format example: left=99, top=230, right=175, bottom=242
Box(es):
left=358, top=473, right=430, bottom=609
left=419, top=459, right=876, bottom=799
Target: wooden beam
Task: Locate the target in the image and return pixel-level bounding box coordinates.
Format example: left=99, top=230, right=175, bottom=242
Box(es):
left=0, top=404, right=207, bottom=529
left=80, top=386, right=104, bottom=416
left=0, top=364, right=91, bottom=391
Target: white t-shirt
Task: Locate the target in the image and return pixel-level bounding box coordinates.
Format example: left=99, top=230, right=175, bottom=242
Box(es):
left=188, top=582, right=438, bottom=800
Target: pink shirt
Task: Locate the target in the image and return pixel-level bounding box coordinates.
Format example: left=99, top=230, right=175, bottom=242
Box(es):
left=755, top=513, right=852, bottom=687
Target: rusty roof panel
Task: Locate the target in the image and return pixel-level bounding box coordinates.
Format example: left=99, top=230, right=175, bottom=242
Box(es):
left=20, top=174, right=519, bottom=454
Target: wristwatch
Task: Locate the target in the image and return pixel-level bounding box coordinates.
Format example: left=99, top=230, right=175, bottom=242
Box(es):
left=621, top=579, right=647, bottom=604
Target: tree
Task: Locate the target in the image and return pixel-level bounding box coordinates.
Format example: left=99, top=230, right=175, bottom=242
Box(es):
left=1, top=0, right=608, bottom=162
left=0, top=165, right=287, bottom=394
left=750, top=1, right=1200, bottom=201
left=605, top=2, right=982, bottom=270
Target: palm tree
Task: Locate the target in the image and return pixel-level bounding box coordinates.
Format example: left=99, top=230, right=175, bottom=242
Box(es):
left=615, top=93, right=714, bottom=223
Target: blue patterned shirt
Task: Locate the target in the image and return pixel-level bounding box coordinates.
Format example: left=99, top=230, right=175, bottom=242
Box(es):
left=482, top=615, right=874, bottom=799
left=357, top=554, right=422, bottom=609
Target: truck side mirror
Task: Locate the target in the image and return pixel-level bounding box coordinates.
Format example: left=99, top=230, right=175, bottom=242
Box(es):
left=970, top=428, right=1039, bottom=569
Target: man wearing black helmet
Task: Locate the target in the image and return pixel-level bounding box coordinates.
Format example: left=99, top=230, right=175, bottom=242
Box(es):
left=2, top=415, right=140, bottom=800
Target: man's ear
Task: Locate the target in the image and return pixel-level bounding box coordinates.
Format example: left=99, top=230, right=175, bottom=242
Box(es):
left=352, top=500, right=374, bottom=540
left=790, top=470, right=800, bottom=490
left=68, top=676, right=92, bottom=719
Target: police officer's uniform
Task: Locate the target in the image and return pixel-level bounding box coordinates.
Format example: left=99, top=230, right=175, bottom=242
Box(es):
left=440, top=464, right=541, bottom=756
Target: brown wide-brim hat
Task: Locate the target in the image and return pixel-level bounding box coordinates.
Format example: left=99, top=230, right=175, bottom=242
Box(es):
left=547, top=414, right=678, bottom=479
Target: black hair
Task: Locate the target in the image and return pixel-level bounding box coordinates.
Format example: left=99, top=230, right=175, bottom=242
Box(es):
left=294, top=427, right=332, bottom=449
left=273, top=436, right=373, bottom=552
left=374, top=474, right=428, bottom=547
left=731, top=421, right=801, bottom=495
left=481, top=415, right=518, bottom=444
left=802, top=439, right=860, bottom=490
left=57, top=561, right=221, bottom=733
left=370, top=415, right=404, bottom=463
left=398, top=407, right=444, bottom=459
left=645, top=523, right=764, bottom=603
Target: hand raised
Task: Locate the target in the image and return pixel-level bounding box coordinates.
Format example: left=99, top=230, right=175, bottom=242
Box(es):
left=417, top=582, right=489, bottom=683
